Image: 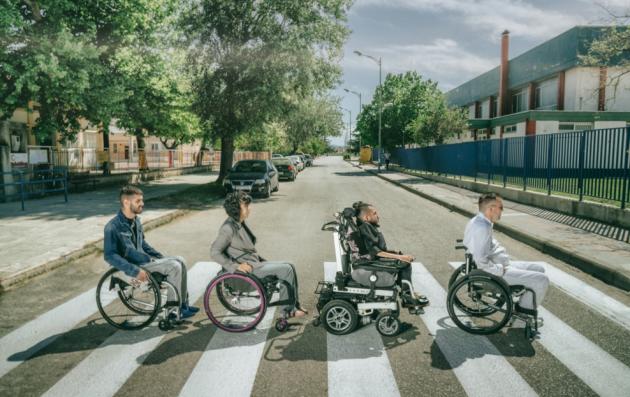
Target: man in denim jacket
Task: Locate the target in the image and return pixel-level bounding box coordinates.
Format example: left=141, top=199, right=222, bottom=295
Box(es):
left=104, top=185, right=198, bottom=318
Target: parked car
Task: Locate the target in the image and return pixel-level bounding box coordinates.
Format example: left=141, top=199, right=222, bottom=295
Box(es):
left=303, top=154, right=313, bottom=167
left=271, top=153, right=284, bottom=159
left=223, top=159, right=279, bottom=198
left=272, top=157, right=298, bottom=181
left=287, top=155, right=304, bottom=171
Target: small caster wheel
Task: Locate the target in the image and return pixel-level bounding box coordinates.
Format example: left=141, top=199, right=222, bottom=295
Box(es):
left=275, top=318, right=288, bottom=332
left=158, top=319, right=170, bottom=331
left=525, top=323, right=536, bottom=340
left=376, top=311, right=401, bottom=337
left=312, top=317, right=321, bottom=327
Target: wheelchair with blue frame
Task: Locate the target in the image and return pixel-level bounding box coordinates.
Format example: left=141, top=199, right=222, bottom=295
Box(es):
left=447, top=240, right=541, bottom=339
left=203, top=270, right=295, bottom=333
left=96, top=268, right=182, bottom=331
left=313, top=207, right=425, bottom=337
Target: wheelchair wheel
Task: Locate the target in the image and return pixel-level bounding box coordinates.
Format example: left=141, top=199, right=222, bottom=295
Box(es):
left=96, top=268, right=160, bottom=330
left=204, top=272, right=267, bottom=332
left=376, top=311, right=401, bottom=337
left=448, top=264, right=505, bottom=317
left=447, top=274, right=512, bottom=335
left=321, top=300, right=358, bottom=335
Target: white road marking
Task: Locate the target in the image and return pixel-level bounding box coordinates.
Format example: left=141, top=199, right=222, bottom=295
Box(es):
left=446, top=261, right=630, bottom=397
left=324, top=262, right=401, bottom=397
left=413, top=263, right=538, bottom=397
left=42, top=262, right=220, bottom=397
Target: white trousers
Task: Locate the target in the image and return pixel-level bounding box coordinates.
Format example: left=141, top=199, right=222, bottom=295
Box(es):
left=500, top=262, right=549, bottom=310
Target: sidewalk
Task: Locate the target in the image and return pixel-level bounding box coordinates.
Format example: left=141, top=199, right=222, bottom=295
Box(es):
left=353, top=161, right=630, bottom=292
left=0, top=172, right=216, bottom=290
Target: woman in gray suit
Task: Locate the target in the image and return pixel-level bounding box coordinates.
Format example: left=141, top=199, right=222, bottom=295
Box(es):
left=210, top=191, right=307, bottom=317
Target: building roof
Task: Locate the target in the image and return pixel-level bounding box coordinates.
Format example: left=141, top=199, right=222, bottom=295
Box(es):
left=446, top=26, right=614, bottom=107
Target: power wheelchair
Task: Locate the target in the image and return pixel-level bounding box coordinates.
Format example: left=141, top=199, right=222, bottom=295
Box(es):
left=313, top=207, right=425, bottom=337
left=203, top=270, right=295, bottom=333
left=446, top=240, right=541, bottom=339
left=96, top=268, right=182, bottom=331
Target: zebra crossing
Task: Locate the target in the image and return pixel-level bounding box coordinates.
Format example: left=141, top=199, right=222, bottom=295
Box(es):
left=1, top=258, right=629, bottom=397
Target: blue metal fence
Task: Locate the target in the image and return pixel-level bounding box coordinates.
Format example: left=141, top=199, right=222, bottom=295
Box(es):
left=0, top=167, right=68, bottom=210
left=393, top=127, right=630, bottom=209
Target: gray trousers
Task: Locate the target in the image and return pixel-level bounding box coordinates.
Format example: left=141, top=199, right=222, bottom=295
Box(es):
left=142, top=256, right=188, bottom=304
left=252, top=261, right=299, bottom=313
left=498, top=262, right=549, bottom=310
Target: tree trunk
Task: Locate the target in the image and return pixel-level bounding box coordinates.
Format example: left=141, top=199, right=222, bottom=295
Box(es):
left=101, top=123, right=111, bottom=175
left=135, top=129, right=148, bottom=170
left=218, top=135, right=234, bottom=183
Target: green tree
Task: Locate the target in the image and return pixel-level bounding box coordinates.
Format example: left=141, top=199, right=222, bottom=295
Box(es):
left=356, top=71, right=465, bottom=149
left=182, top=0, right=351, bottom=181
left=283, top=96, right=343, bottom=154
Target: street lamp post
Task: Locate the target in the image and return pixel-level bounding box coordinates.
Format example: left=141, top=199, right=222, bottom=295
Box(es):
left=341, top=107, right=352, bottom=151
left=343, top=88, right=362, bottom=150
left=354, top=50, right=382, bottom=171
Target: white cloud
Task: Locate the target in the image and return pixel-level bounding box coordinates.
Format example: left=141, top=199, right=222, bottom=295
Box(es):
left=354, top=0, right=589, bottom=41
left=342, top=38, right=498, bottom=90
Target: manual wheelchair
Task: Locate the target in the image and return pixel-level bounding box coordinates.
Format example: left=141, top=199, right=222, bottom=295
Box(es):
left=96, top=268, right=182, bottom=331
left=203, top=270, right=295, bottom=333
left=313, top=207, right=425, bottom=337
left=446, top=240, right=541, bottom=339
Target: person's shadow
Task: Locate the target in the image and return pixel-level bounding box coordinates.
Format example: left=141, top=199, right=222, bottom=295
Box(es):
left=429, top=317, right=535, bottom=370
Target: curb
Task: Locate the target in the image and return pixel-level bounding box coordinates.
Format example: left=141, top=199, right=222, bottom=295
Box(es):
left=357, top=164, right=630, bottom=292
left=0, top=209, right=189, bottom=293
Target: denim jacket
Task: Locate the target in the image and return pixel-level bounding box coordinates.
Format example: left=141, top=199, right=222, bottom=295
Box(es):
left=103, top=210, right=163, bottom=277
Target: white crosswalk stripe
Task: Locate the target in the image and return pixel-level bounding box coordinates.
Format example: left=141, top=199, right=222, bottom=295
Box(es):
left=412, top=263, right=538, bottom=397
left=447, top=261, right=630, bottom=397
left=178, top=306, right=276, bottom=397
left=42, top=261, right=220, bottom=397
left=2, top=258, right=630, bottom=397
left=324, top=262, right=401, bottom=397
left=0, top=285, right=117, bottom=378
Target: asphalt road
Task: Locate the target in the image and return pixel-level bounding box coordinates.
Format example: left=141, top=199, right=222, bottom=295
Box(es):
left=1, top=156, right=629, bottom=397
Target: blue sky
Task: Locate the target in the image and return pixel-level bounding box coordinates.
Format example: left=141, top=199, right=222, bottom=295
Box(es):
left=329, top=0, right=628, bottom=146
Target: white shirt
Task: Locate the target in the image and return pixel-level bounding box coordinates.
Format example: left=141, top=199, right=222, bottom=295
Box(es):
left=463, top=212, right=510, bottom=274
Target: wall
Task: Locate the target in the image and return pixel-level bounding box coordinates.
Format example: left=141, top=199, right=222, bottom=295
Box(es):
left=605, top=67, right=630, bottom=112
left=564, top=67, right=601, bottom=111
left=536, top=120, right=560, bottom=134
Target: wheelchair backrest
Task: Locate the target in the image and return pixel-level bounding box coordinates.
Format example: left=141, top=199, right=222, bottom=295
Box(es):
left=336, top=208, right=371, bottom=274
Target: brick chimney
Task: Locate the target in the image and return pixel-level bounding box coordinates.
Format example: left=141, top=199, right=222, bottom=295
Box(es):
left=498, top=30, right=510, bottom=116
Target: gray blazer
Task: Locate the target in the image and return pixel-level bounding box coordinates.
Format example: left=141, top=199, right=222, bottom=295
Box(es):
left=210, top=217, right=265, bottom=273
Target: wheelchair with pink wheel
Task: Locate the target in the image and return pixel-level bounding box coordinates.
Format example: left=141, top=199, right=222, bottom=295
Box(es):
left=203, top=271, right=296, bottom=332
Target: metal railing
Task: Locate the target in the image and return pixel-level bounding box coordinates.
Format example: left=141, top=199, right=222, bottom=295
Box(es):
left=393, top=127, right=630, bottom=209
left=0, top=167, right=68, bottom=210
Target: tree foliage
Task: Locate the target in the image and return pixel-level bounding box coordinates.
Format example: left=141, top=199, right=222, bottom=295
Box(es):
left=356, top=71, right=465, bottom=150
left=181, top=0, right=351, bottom=180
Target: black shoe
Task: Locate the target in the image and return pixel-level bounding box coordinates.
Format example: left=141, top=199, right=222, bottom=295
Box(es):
left=408, top=306, right=425, bottom=315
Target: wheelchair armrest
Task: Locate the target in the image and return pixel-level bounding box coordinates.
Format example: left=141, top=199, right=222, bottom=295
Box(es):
left=353, top=259, right=407, bottom=272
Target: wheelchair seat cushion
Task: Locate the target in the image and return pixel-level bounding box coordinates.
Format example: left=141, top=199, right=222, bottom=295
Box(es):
left=351, top=268, right=396, bottom=288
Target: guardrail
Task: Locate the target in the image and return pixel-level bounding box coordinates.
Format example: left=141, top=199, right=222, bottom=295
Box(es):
left=0, top=167, right=68, bottom=210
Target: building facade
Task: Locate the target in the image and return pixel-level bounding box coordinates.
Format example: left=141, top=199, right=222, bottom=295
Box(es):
left=446, top=26, right=630, bottom=143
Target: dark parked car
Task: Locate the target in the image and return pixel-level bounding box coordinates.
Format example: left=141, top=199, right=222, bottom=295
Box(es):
left=223, top=159, right=279, bottom=198
left=304, top=154, right=313, bottom=166
left=272, top=157, right=298, bottom=181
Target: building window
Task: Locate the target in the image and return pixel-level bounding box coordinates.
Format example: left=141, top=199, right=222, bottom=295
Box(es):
left=511, top=88, right=527, bottom=113
left=113, top=145, right=118, bottom=153
left=504, top=124, right=517, bottom=134
left=558, top=122, right=593, bottom=132
left=151, top=143, right=159, bottom=151
left=535, top=77, right=558, bottom=110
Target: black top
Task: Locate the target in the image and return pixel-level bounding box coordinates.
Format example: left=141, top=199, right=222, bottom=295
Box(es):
left=358, top=221, right=387, bottom=259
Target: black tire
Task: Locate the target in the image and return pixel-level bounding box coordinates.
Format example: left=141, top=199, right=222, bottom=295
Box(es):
left=376, top=311, right=401, bottom=336
left=96, top=268, right=160, bottom=330
left=448, top=264, right=503, bottom=317
left=262, top=182, right=271, bottom=198
left=447, top=275, right=512, bottom=335
left=321, top=299, right=358, bottom=335
left=275, top=318, right=288, bottom=332
left=273, top=182, right=279, bottom=192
